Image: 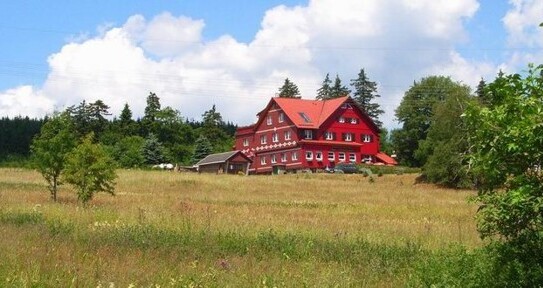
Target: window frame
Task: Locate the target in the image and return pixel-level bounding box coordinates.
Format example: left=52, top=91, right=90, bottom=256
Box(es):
left=338, top=152, right=346, bottom=161
left=271, top=154, right=277, bottom=164
left=305, top=151, right=313, bottom=161
left=362, top=134, right=372, bottom=143
left=278, top=112, right=285, bottom=123
left=260, top=135, right=267, bottom=144
left=272, top=132, right=279, bottom=143
left=243, top=138, right=249, bottom=147
left=349, top=153, right=356, bottom=162
left=304, top=130, right=313, bottom=140
left=328, top=151, right=335, bottom=161
left=267, top=115, right=272, bottom=125
left=284, top=130, right=291, bottom=141
left=260, top=156, right=267, bottom=165
left=315, top=151, right=323, bottom=161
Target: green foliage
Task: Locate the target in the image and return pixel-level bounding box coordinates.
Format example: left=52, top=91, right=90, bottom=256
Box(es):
left=191, top=135, right=213, bottom=164
left=199, top=105, right=232, bottom=153
left=31, top=113, right=77, bottom=201
left=465, top=64, right=543, bottom=283
left=316, top=73, right=332, bottom=100
left=330, top=74, right=351, bottom=99
left=66, top=100, right=111, bottom=139
left=142, top=133, right=167, bottom=165
left=394, top=76, right=465, bottom=167
left=419, top=83, right=473, bottom=188
left=63, top=134, right=117, bottom=204
left=142, top=92, right=161, bottom=135
left=277, top=78, right=301, bottom=98
left=350, top=68, right=384, bottom=127
left=112, top=136, right=145, bottom=168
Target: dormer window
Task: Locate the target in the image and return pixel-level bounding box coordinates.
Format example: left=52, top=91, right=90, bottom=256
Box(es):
left=304, top=130, right=313, bottom=140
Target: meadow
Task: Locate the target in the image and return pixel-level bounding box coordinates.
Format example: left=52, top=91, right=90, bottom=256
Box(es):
left=0, top=168, right=482, bottom=287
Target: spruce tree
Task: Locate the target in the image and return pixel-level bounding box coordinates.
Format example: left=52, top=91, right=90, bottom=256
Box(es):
left=278, top=78, right=301, bottom=98
left=142, top=133, right=166, bottom=165
left=350, top=68, right=384, bottom=127
left=191, top=135, right=213, bottom=164
left=316, top=73, right=332, bottom=100
left=330, top=74, right=351, bottom=99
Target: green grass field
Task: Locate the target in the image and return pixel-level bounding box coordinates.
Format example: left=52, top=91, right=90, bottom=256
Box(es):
left=0, top=168, right=482, bottom=287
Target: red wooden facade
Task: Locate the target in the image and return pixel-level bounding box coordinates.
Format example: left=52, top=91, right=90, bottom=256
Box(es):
left=234, top=96, right=396, bottom=174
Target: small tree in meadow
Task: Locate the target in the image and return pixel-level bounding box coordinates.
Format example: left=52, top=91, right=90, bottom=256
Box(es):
left=31, top=112, right=77, bottom=201
left=63, top=134, right=117, bottom=204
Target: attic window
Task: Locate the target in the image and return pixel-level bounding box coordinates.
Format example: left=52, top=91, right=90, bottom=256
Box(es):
left=342, top=103, right=353, bottom=109
left=298, top=112, right=312, bottom=123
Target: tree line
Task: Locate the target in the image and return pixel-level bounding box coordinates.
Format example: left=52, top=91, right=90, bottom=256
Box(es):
left=0, top=92, right=236, bottom=167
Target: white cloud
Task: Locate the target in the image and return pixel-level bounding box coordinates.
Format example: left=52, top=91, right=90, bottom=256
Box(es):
left=0, top=86, right=55, bottom=118
left=2, top=0, right=525, bottom=130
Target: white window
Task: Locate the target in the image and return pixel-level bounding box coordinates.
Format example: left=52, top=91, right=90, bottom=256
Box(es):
left=325, top=131, right=334, bottom=140
left=260, top=135, right=267, bottom=144
left=272, top=132, right=279, bottom=143
left=271, top=154, right=277, bottom=164
left=304, top=130, right=313, bottom=139
left=349, top=153, right=356, bottom=162
left=278, top=112, right=285, bottom=123
left=306, top=151, right=313, bottom=160
left=267, top=115, right=272, bottom=125
left=284, top=130, right=291, bottom=140
left=315, top=151, right=323, bottom=161
left=243, top=138, right=249, bottom=147
left=338, top=152, right=346, bottom=161
left=292, top=152, right=298, bottom=161
left=281, top=153, right=287, bottom=163
left=339, top=116, right=345, bottom=123
left=328, top=152, right=335, bottom=161
left=350, top=118, right=358, bottom=124
left=362, top=134, right=372, bottom=143
left=344, top=133, right=353, bottom=142
left=260, top=156, right=267, bottom=165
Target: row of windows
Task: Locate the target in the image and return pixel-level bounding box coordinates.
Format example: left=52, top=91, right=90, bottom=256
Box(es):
left=260, top=151, right=298, bottom=165
left=305, top=151, right=356, bottom=162
left=244, top=130, right=373, bottom=146
left=338, top=116, right=359, bottom=124
left=307, top=130, right=373, bottom=143
left=259, top=151, right=373, bottom=166
left=266, top=112, right=285, bottom=125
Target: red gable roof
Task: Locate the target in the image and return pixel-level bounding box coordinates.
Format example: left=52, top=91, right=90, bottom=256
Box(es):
left=375, top=152, right=398, bottom=165
left=272, top=96, right=349, bottom=129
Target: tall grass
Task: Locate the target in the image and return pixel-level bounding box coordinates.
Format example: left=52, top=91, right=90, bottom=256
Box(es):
left=0, top=168, right=482, bottom=286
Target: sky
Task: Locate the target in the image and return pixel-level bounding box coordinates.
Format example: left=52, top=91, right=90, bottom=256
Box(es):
left=0, top=0, right=542, bottom=129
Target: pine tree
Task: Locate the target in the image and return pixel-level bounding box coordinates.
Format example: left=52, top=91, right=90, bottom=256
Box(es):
left=191, top=135, right=213, bottom=164
left=277, top=78, right=301, bottom=98
left=142, top=92, right=161, bottom=135
left=475, top=78, right=488, bottom=105
left=350, top=68, right=384, bottom=128
left=316, top=73, right=332, bottom=100
left=330, top=74, right=351, bottom=99
left=142, top=133, right=166, bottom=165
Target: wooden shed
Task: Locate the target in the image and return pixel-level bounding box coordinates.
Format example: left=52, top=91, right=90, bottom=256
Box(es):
left=195, top=151, right=252, bottom=175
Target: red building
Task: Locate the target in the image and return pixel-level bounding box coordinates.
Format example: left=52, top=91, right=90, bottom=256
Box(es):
left=234, top=96, right=396, bottom=174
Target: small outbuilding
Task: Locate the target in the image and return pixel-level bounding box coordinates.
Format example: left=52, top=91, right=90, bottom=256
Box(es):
left=195, top=150, right=252, bottom=175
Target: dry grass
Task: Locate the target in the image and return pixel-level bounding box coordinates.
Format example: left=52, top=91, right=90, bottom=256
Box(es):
left=0, top=168, right=481, bottom=286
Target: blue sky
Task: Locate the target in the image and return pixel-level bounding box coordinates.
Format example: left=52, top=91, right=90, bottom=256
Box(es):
left=0, top=0, right=542, bottom=128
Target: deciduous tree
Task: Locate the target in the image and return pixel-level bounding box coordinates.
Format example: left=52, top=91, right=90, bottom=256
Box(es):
left=31, top=112, right=77, bottom=201
left=64, top=133, right=116, bottom=204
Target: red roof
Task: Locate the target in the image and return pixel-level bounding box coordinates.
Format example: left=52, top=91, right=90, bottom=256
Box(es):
left=375, top=152, right=398, bottom=165
left=273, top=96, right=349, bottom=129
